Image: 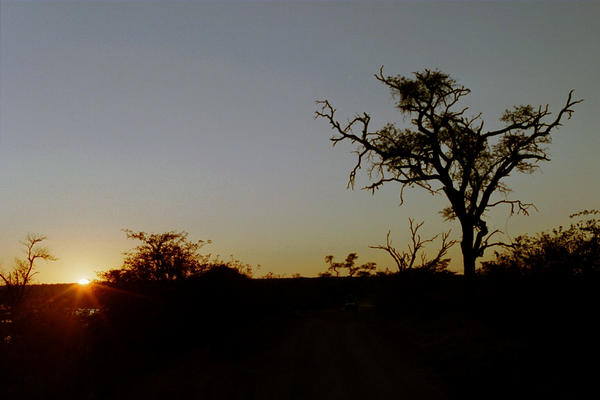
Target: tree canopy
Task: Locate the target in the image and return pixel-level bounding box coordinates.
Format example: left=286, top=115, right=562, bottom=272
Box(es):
left=316, top=68, right=582, bottom=276
left=99, top=230, right=258, bottom=284
left=101, top=230, right=211, bottom=283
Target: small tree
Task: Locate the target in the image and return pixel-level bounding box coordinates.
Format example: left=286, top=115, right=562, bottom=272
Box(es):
left=0, top=234, right=56, bottom=307
left=324, top=253, right=377, bottom=277
left=316, top=68, right=581, bottom=277
left=370, top=219, right=456, bottom=273
left=100, top=230, right=211, bottom=283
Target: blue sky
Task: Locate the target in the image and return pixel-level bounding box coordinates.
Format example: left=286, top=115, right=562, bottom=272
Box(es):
left=1, top=1, right=598, bottom=282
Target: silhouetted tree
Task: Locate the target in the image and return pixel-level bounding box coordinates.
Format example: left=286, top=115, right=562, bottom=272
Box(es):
left=370, top=219, right=456, bottom=272
left=481, top=210, right=600, bottom=277
left=324, top=253, right=377, bottom=277
left=100, top=231, right=259, bottom=284
left=100, top=230, right=211, bottom=283
left=316, top=68, right=582, bottom=277
left=0, top=234, right=56, bottom=307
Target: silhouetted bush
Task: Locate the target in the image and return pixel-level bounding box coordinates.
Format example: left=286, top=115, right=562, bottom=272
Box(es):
left=480, top=210, right=600, bottom=277
left=195, top=263, right=250, bottom=280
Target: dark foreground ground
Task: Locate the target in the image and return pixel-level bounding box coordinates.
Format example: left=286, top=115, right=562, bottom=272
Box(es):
left=1, top=274, right=598, bottom=399
left=118, top=309, right=447, bottom=400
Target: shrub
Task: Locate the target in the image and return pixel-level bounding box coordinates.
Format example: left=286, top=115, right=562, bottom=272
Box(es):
left=480, top=210, right=600, bottom=277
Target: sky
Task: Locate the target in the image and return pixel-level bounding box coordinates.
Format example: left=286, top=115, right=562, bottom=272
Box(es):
left=1, top=1, right=599, bottom=283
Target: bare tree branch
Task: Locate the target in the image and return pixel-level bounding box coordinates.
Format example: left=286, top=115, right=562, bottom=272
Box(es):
left=0, top=234, right=56, bottom=307
left=370, top=219, right=456, bottom=272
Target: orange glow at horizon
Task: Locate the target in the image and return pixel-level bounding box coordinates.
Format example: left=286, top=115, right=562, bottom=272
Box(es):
left=77, top=278, right=90, bottom=285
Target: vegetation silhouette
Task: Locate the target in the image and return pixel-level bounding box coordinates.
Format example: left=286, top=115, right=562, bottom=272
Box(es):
left=316, top=67, right=582, bottom=277
left=0, top=225, right=598, bottom=399
left=0, top=234, right=56, bottom=308
left=322, top=252, right=378, bottom=277
left=370, top=218, right=456, bottom=273
left=99, top=229, right=257, bottom=286
left=100, top=230, right=212, bottom=283
left=481, top=209, right=600, bottom=277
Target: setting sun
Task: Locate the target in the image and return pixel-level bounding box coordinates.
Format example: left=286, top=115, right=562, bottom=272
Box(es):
left=77, top=278, right=90, bottom=285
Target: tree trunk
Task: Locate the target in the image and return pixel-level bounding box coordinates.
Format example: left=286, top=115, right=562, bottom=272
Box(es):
left=463, top=250, right=477, bottom=278
left=460, top=221, right=477, bottom=278
left=459, top=222, right=477, bottom=306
